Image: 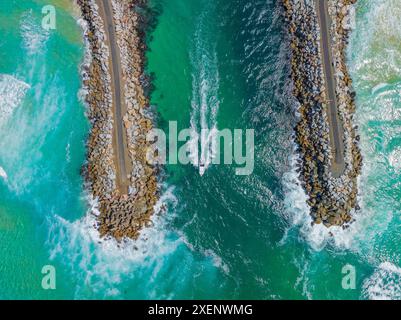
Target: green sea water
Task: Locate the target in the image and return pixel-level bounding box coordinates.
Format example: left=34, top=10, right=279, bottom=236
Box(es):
left=0, top=0, right=400, bottom=299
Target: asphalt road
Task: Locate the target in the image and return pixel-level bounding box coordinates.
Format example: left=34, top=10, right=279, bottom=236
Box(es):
left=316, top=0, right=345, bottom=178
left=97, top=0, right=129, bottom=193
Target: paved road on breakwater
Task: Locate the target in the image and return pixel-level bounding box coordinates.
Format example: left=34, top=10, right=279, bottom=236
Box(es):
left=315, top=0, right=345, bottom=178
left=96, top=0, right=130, bottom=193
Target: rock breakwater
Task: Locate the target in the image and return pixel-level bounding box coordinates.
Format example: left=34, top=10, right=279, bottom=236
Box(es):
left=77, top=0, right=158, bottom=240
left=283, top=0, right=362, bottom=227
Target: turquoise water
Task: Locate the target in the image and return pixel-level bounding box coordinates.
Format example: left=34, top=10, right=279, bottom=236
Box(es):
left=0, top=0, right=400, bottom=299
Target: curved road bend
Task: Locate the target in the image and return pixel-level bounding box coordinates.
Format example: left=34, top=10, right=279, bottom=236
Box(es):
left=96, top=0, right=130, bottom=194
left=315, top=0, right=345, bottom=178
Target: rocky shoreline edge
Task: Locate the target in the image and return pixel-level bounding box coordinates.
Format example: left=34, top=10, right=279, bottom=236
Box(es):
left=77, top=0, right=159, bottom=240
left=283, top=0, right=362, bottom=228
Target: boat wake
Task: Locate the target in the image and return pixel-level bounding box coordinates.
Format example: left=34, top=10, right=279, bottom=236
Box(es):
left=189, top=5, right=220, bottom=176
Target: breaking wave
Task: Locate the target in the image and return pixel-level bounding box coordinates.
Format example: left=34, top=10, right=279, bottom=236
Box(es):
left=46, top=186, right=181, bottom=298
left=363, top=262, right=401, bottom=300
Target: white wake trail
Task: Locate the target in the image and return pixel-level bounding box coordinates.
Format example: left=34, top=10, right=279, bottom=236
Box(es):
left=189, top=6, right=220, bottom=175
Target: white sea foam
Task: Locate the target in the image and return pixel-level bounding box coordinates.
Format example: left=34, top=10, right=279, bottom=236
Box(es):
left=203, top=249, right=230, bottom=275
left=0, top=166, right=7, bottom=181
left=66, top=143, right=71, bottom=163
left=282, top=146, right=330, bottom=251
left=389, top=148, right=401, bottom=171
left=363, top=262, right=401, bottom=300
left=282, top=142, right=379, bottom=252
left=283, top=0, right=401, bottom=253
left=47, top=186, right=185, bottom=298
left=176, top=227, right=230, bottom=275
left=20, top=11, right=49, bottom=56
left=76, top=16, right=93, bottom=105
left=0, top=74, right=30, bottom=124
left=371, top=82, right=388, bottom=95
left=2, top=70, right=67, bottom=195
left=349, top=0, right=401, bottom=84
left=293, top=257, right=313, bottom=300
